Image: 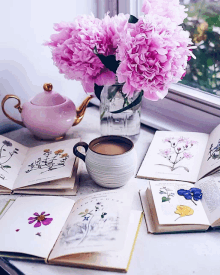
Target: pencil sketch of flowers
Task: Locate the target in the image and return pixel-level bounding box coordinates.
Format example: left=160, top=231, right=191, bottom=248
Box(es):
left=60, top=202, right=115, bottom=247
left=208, top=139, right=220, bottom=161
left=25, top=148, right=69, bottom=174
left=0, top=140, right=19, bottom=173
left=159, top=187, right=175, bottom=203
left=28, top=211, right=53, bottom=228
left=156, top=137, right=198, bottom=172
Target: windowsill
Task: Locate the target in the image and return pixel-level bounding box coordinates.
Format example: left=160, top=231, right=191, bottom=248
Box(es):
left=91, top=83, right=220, bottom=134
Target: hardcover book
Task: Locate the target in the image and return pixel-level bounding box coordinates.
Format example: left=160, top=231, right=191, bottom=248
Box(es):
left=0, top=190, right=142, bottom=272
left=137, top=124, right=220, bottom=183
left=140, top=173, right=220, bottom=233
left=0, top=136, right=80, bottom=195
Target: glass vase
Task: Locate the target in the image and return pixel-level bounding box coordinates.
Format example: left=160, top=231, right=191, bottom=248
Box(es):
left=100, top=82, right=141, bottom=143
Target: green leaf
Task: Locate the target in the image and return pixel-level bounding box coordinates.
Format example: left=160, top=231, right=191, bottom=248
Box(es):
left=128, top=15, right=138, bottom=24
left=162, top=197, right=170, bottom=202
left=111, top=91, right=143, bottom=114
left=78, top=212, right=84, bottom=215
left=101, top=215, right=104, bottom=218
left=94, top=46, right=120, bottom=74
left=3, top=165, right=11, bottom=169
left=94, top=84, right=104, bottom=101
left=107, top=85, right=120, bottom=101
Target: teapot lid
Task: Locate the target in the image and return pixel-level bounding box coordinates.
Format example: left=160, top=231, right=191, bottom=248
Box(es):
left=31, top=83, right=66, bottom=106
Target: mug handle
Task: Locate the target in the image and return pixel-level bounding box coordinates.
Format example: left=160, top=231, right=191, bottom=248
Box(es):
left=73, top=142, right=89, bottom=162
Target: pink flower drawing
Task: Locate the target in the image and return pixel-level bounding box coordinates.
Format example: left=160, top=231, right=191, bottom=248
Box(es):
left=28, top=212, right=53, bottom=228
left=157, top=136, right=197, bottom=172
left=159, top=148, right=171, bottom=157
left=183, top=152, right=193, bottom=159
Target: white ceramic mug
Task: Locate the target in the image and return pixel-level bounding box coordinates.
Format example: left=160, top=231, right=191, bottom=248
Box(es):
left=73, top=136, right=137, bottom=188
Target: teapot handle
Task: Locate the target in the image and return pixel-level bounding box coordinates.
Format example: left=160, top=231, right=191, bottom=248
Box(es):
left=1, top=95, right=25, bottom=127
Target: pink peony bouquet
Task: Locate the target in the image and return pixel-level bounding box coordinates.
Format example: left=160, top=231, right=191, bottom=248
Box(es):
left=45, top=0, right=195, bottom=111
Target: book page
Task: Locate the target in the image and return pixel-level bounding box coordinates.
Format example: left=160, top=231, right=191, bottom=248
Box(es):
left=0, top=196, right=74, bottom=259
left=198, top=124, right=220, bottom=179
left=137, top=131, right=209, bottom=183
left=13, top=138, right=79, bottom=189
left=0, top=136, right=28, bottom=190
left=49, top=189, right=133, bottom=259
left=150, top=181, right=210, bottom=225
left=196, top=173, right=220, bottom=226
left=49, top=211, right=142, bottom=272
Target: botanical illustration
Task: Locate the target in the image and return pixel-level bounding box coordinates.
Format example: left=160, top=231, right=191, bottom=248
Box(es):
left=60, top=201, right=119, bottom=246
left=0, top=140, right=19, bottom=174
left=25, top=149, right=69, bottom=174
left=28, top=211, right=53, bottom=228
left=177, top=188, right=202, bottom=206
left=157, top=137, right=198, bottom=172
left=208, top=140, right=220, bottom=161
left=175, top=205, right=194, bottom=221
left=159, top=187, right=175, bottom=203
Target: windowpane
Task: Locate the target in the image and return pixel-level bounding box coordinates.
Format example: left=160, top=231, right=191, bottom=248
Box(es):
left=180, top=0, right=220, bottom=95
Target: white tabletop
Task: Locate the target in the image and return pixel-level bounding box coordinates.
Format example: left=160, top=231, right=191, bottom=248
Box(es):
left=2, top=106, right=220, bottom=275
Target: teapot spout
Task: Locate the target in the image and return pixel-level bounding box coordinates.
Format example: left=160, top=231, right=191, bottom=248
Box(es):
left=73, top=95, right=93, bottom=126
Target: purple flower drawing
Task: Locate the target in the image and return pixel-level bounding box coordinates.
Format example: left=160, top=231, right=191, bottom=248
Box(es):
left=157, top=137, right=198, bottom=172
left=28, top=212, right=53, bottom=228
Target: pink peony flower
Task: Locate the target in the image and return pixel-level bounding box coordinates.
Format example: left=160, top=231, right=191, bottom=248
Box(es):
left=116, top=14, right=193, bottom=99
left=141, top=0, right=188, bottom=25
left=45, top=13, right=128, bottom=94
left=28, top=212, right=53, bottom=228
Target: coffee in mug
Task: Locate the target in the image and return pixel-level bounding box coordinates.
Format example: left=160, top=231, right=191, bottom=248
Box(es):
left=73, top=136, right=137, bottom=188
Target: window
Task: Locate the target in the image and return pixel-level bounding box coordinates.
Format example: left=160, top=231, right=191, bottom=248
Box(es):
left=180, top=0, right=220, bottom=95
left=117, top=0, right=220, bottom=133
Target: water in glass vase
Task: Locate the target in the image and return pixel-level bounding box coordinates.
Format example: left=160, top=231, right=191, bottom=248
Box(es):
left=100, top=83, right=141, bottom=143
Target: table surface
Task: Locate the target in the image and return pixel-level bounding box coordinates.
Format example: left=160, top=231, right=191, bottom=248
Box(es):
left=2, top=106, right=220, bottom=275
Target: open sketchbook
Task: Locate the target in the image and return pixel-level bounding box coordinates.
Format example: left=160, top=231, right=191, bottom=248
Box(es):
left=0, top=136, right=80, bottom=195
left=140, top=173, right=220, bottom=233
left=0, top=191, right=142, bottom=272
left=137, top=124, right=220, bottom=183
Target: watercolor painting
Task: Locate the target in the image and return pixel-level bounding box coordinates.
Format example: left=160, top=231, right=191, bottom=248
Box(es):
left=159, top=187, right=175, bottom=203
left=60, top=202, right=119, bottom=246
left=0, top=140, right=19, bottom=174
left=177, top=188, right=202, bottom=205
left=156, top=137, right=198, bottom=172
left=175, top=205, right=194, bottom=221
left=208, top=139, right=220, bottom=161
left=25, top=149, right=69, bottom=174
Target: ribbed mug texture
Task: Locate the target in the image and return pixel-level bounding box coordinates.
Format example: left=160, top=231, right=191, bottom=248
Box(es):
left=85, top=147, right=137, bottom=188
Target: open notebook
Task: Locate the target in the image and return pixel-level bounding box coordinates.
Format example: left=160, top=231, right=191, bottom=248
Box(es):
left=0, top=190, right=142, bottom=272
left=0, top=136, right=80, bottom=195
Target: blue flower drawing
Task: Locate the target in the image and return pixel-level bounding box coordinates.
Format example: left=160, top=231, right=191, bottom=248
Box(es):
left=177, top=188, right=202, bottom=205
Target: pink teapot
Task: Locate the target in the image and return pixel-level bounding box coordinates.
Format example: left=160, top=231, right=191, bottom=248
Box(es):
left=1, top=83, right=93, bottom=140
